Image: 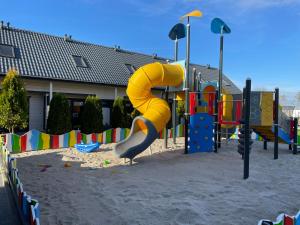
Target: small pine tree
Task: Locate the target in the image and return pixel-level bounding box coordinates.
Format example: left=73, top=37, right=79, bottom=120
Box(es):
left=0, top=69, right=28, bottom=133
left=80, top=96, right=103, bottom=134
left=111, top=97, right=131, bottom=128
left=47, top=93, right=72, bottom=134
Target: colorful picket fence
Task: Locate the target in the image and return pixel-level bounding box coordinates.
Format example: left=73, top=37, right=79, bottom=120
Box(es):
left=2, top=124, right=186, bottom=153
left=1, top=138, right=41, bottom=225
left=3, top=128, right=131, bottom=153
left=258, top=211, right=300, bottom=225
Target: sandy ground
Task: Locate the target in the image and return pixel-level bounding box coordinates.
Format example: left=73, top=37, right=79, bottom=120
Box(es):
left=13, top=138, right=300, bottom=225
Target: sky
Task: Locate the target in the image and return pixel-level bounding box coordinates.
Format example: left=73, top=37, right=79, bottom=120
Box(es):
left=1, top=0, right=300, bottom=105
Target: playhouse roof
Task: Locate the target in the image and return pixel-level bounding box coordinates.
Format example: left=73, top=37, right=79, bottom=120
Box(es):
left=0, top=24, right=241, bottom=94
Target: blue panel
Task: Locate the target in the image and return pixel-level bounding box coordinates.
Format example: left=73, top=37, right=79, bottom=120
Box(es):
left=272, top=126, right=291, bottom=144
left=188, top=113, right=214, bottom=153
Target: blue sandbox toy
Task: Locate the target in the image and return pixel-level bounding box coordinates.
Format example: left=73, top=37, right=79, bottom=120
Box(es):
left=75, top=142, right=100, bottom=153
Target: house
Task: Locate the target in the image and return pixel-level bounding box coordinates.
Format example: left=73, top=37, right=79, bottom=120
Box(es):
left=0, top=22, right=241, bottom=131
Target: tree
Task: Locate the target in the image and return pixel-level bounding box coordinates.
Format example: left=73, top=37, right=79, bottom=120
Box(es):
left=176, top=100, right=185, bottom=120
left=111, top=97, right=131, bottom=128
left=47, top=93, right=72, bottom=134
left=80, top=96, right=103, bottom=133
left=0, top=69, right=28, bottom=133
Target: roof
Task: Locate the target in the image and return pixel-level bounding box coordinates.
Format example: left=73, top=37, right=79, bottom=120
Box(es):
left=0, top=25, right=241, bottom=94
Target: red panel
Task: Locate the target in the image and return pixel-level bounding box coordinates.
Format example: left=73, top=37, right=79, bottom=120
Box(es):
left=52, top=135, right=59, bottom=149
left=284, top=215, right=294, bottom=225
left=91, top=133, right=97, bottom=143
left=189, top=93, right=197, bottom=115
left=77, top=132, right=82, bottom=144
left=218, top=102, right=223, bottom=123
left=208, top=93, right=214, bottom=115
left=236, top=101, right=242, bottom=123
left=20, top=134, right=27, bottom=152
left=290, top=120, right=294, bottom=139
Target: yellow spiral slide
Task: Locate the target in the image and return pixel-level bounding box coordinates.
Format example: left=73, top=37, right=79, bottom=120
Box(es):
left=114, top=62, right=184, bottom=160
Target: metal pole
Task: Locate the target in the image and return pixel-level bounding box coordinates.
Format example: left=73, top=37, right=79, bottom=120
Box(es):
left=214, top=90, right=219, bottom=152
left=164, top=87, right=169, bottom=149
left=172, top=38, right=179, bottom=144
left=293, top=117, right=298, bottom=154
left=218, top=34, right=224, bottom=101
left=274, top=88, right=279, bottom=159
left=217, top=33, right=224, bottom=148
left=243, top=79, right=251, bottom=179
left=184, top=17, right=190, bottom=154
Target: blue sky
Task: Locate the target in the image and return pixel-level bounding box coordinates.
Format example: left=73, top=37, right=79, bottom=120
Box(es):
left=2, top=0, right=300, bottom=104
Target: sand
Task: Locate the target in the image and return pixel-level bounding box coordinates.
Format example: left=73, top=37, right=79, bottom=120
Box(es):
left=13, top=138, right=300, bottom=225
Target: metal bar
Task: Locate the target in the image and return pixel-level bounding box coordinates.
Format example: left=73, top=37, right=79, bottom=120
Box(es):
left=172, top=38, right=179, bottom=145
left=244, top=79, right=251, bottom=179
left=293, top=117, right=298, bottom=154
left=274, top=88, right=279, bottom=159
left=184, top=17, right=190, bottom=154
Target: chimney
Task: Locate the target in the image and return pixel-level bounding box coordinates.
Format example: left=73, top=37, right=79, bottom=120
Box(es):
left=0, top=21, right=3, bottom=29
left=64, top=34, right=68, bottom=41
left=7, top=22, right=10, bottom=29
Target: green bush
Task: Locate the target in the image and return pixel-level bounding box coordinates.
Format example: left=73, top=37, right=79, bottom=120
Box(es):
left=47, top=93, right=72, bottom=134
left=0, top=69, right=28, bottom=133
left=80, top=96, right=103, bottom=134
left=111, top=97, right=131, bottom=128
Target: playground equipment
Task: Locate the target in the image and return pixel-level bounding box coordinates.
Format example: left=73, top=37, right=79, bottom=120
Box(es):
left=258, top=211, right=300, bottom=225
left=114, top=10, right=298, bottom=180
left=114, top=62, right=185, bottom=160
left=250, top=90, right=299, bottom=158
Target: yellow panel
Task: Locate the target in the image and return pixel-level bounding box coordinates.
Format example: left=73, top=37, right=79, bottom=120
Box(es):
left=260, top=92, right=273, bottom=126
left=97, top=133, right=103, bottom=143
left=69, top=130, right=76, bottom=147
left=41, top=133, right=50, bottom=149
left=221, top=94, right=234, bottom=128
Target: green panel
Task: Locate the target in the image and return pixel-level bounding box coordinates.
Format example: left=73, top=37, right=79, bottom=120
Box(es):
left=12, top=134, right=21, bottom=153
left=38, top=134, right=43, bottom=150
left=106, top=129, right=112, bottom=143
left=82, top=134, right=87, bottom=144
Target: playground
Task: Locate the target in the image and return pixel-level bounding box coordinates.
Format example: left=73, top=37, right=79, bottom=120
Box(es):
left=13, top=138, right=300, bottom=225
left=0, top=8, right=300, bottom=225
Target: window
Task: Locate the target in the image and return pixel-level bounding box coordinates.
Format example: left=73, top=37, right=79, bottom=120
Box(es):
left=72, top=55, right=88, bottom=68
left=0, top=44, right=15, bottom=58
left=125, top=64, right=136, bottom=74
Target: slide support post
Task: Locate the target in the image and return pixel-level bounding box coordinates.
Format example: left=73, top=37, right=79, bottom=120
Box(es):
left=184, top=17, right=191, bottom=154
left=243, top=79, right=251, bottom=180
left=274, top=88, right=279, bottom=160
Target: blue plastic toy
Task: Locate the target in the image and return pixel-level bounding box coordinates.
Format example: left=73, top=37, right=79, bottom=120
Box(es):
left=75, top=142, right=100, bottom=153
